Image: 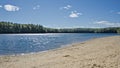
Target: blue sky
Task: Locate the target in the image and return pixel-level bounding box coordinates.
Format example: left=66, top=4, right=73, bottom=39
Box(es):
left=0, top=0, right=120, bottom=28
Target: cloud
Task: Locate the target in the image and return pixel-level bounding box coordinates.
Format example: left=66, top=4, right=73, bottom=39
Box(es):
left=95, top=21, right=120, bottom=27
left=117, top=12, right=120, bottom=14
left=61, top=5, right=72, bottom=10
left=4, top=4, right=20, bottom=11
left=0, top=5, right=2, bottom=8
left=60, top=5, right=83, bottom=18
left=33, top=5, right=40, bottom=10
left=69, top=11, right=82, bottom=18
left=95, top=21, right=113, bottom=25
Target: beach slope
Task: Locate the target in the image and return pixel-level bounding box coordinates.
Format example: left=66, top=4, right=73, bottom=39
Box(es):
left=0, top=36, right=120, bottom=68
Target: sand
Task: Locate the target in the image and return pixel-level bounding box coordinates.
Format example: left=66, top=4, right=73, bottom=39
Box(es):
left=0, top=36, right=120, bottom=68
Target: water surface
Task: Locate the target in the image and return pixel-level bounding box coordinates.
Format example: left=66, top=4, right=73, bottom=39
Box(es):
left=0, top=33, right=119, bottom=55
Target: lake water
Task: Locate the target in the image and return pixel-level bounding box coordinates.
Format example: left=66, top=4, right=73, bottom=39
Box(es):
left=0, top=33, right=119, bottom=55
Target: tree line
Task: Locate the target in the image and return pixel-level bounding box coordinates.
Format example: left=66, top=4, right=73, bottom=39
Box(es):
left=0, top=21, right=120, bottom=33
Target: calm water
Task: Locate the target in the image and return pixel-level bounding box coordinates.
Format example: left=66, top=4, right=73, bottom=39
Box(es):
left=0, top=33, right=119, bottom=55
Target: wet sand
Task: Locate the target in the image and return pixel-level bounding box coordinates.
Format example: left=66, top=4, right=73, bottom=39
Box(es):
left=0, top=36, right=120, bottom=68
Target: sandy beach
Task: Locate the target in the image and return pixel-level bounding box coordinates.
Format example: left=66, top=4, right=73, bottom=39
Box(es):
left=0, top=36, right=120, bottom=68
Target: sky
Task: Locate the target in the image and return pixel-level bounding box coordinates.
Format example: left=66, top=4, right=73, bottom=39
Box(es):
left=0, top=0, right=120, bottom=28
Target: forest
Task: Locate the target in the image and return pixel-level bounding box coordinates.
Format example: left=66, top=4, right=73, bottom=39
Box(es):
left=0, top=21, right=120, bottom=33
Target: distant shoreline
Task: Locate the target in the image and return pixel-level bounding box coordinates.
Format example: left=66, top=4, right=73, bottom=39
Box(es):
left=0, top=36, right=120, bottom=68
left=1, top=22, right=120, bottom=34
left=0, top=33, right=119, bottom=34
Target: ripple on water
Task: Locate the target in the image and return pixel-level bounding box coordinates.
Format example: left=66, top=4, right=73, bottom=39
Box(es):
left=0, top=33, right=119, bottom=55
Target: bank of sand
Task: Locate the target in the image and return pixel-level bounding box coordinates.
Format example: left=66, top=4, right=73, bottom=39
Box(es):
left=0, top=36, right=120, bottom=68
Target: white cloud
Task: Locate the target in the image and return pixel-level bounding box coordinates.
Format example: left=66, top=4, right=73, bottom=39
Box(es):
left=117, top=12, right=120, bottom=14
left=4, top=4, right=20, bottom=11
left=61, top=5, right=72, bottom=10
left=95, top=21, right=120, bottom=27
left=95, top=21, right=113, bottom=25
left=69, top=11, right=82, bottom=18
left=64, top=5, right=71, bottom=10
left=33, top=5, right=40, bottom=10
left=0, top=5, right=2, bottom=8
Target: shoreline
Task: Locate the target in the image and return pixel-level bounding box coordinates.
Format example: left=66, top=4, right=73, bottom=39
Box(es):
left=0, top=35, right=117, bottom=57
left=0, top=36, right=120, bottom=68
left=0, top=35, right=107, bottom=57
left=0, top=34, right=97, bottom=56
